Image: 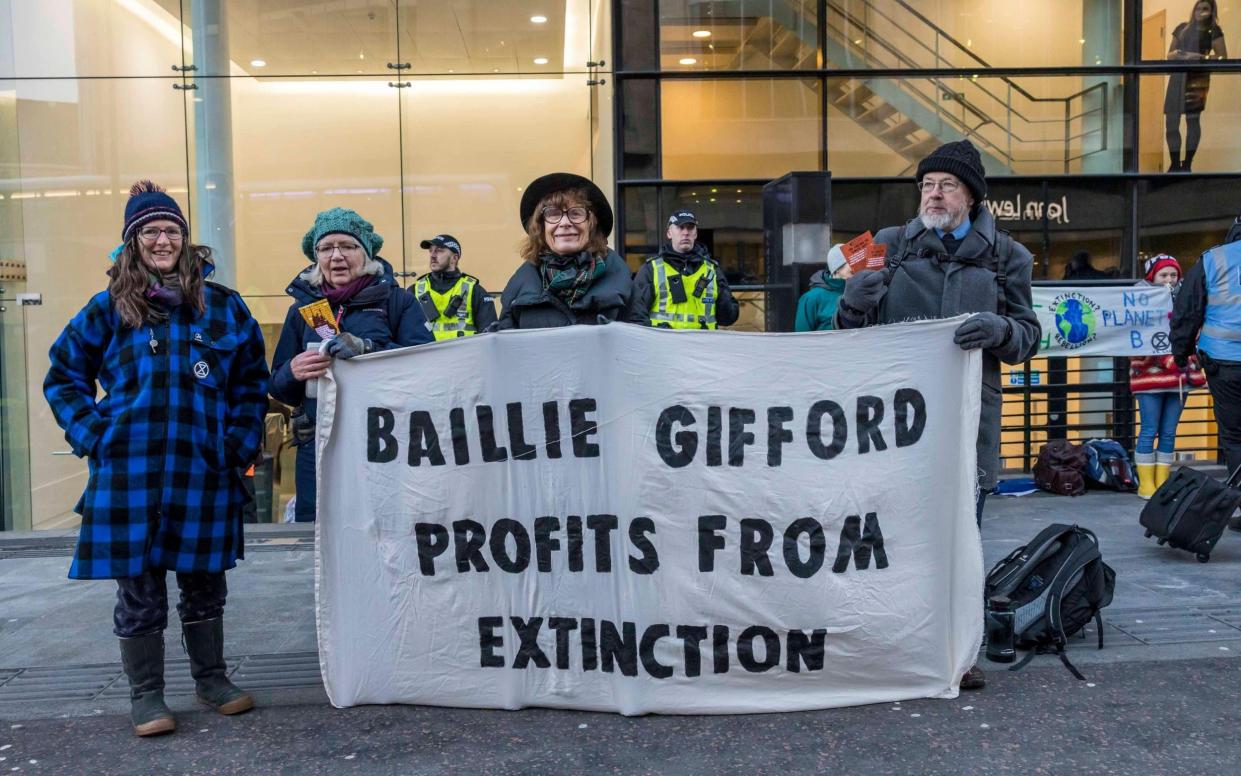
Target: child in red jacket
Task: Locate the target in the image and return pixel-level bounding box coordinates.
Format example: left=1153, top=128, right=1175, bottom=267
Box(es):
left=1132, top=254, right=1207, bottom=498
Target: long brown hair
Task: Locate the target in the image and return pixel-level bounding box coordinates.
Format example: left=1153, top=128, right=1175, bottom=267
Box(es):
left=107, top=237, right=209, bottom=328
left=518, top=189, right=609, bottom=265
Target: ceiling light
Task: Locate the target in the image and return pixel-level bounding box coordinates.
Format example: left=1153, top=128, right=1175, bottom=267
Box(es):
left=531, top=15, right=548, bottom=24
left=250, top=59, right=266, bottom=67
left=533, top=57, right=549, bottom=65
left=692, top=30, right=711, bottom=38
left=679, top=57, right=697, bottom=65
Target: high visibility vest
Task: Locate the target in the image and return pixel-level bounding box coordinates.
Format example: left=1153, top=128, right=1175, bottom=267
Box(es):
left=649, top=258, right=718, bottom=329
left=415, top=275, right=478, bottom=340
left=1200, top=241, right=1241, bottom=361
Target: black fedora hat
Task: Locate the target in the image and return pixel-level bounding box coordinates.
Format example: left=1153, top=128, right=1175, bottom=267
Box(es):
left=519, top=172, right=613, bottom=238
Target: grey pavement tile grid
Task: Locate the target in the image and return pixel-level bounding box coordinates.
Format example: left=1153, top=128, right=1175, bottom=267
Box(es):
left=0, top=653, right=321, bottom=704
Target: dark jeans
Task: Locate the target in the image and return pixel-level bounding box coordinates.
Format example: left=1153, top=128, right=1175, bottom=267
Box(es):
left=1206, top=358, right=1241, bottom=476
left=113, top=568, right=228, bottom=638
left=976, top=490, right=987, bottom=529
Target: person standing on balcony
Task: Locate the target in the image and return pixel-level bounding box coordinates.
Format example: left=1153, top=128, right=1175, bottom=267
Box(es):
left=627, top=210, right=740, bottom=329
left=1130, top=254, right=1206, bottom=499
left=1165, top=0, right=1227, bottom=172
left=413, top=234, right=497, bottom=340
left=1172, top=213, right=1241, bottom=531
left=834, top=139, right=1041, bottom=691
left=43, top=181, right=270, bottom=736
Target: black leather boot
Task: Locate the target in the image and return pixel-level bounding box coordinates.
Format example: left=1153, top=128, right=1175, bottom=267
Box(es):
left=118, top=633, right=176, bottom=736
left=182, top=618, right=254, bottom=715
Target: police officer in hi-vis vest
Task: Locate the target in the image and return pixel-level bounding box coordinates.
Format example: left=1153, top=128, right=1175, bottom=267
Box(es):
left=414, top=234, right=497, bottom=339
left=1172, top=214, right=1241, bottom=533
left=627, top=210, right=740, bottom=329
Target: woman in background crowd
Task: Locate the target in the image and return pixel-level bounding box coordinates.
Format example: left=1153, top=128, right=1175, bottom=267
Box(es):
left=1131, top=253, right=1206, bottom=498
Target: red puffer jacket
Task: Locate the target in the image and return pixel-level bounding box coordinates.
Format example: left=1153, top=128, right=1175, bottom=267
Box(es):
left=1129, top=354, right=1206, bottom=393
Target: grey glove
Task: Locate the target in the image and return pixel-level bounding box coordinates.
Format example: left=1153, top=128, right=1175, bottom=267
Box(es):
left=953, top=313, right=1012, bottom=351
left=839, top=270, right=888, bottom=320
left=324, top=332, right=371, bottom=360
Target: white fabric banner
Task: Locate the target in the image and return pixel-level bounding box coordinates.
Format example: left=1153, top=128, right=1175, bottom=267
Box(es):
left=314, top=319, right=983, bottom=715
left=1033, top=285, right=1173, bottom=356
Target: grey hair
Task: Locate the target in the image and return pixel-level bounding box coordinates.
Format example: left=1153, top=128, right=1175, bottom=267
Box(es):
left=298, top=255, right=384, bottom=288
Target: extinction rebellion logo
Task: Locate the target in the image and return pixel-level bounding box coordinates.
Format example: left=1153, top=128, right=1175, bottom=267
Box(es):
left=1051, top=291, right=1100, bottom=350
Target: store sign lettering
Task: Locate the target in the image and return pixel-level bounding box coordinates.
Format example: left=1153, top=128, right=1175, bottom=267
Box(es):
left=985, top=195, right=1070, bottom=225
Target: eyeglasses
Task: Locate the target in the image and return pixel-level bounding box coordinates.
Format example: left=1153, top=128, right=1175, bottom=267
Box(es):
left=138, top=226, right=185, bottom=242
left=542, top=206, right=590, bottom=225
left=315, top=242, right=364, bottom=259
left=917, top=179, right=961, bottom=194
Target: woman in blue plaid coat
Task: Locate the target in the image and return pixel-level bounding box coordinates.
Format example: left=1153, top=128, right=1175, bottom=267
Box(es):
left=44, top=182, right=270, bottom=737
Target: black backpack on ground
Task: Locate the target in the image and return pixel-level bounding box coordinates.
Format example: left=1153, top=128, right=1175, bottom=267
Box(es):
left=1140, top=466, right=1241, bottom=563
left=985, top=524, right=1116, bottom=679
left=1033, top=440, right=1089, bottom=496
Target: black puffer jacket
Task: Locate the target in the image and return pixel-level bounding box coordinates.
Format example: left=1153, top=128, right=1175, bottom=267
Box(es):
left=497, top=250, right=633, bottom=329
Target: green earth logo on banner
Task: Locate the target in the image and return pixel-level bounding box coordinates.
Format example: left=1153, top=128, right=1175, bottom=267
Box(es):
left=1050, top=292, right=1100, bottom=350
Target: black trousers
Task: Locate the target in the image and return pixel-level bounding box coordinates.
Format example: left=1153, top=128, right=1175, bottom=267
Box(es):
left=113, top=568, right=228, bottom=638
left=1206, top=358, right=1241, bottom=476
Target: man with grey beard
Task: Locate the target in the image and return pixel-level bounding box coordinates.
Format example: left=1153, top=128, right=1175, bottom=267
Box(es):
left=834, top=139, right=1041, bottom=691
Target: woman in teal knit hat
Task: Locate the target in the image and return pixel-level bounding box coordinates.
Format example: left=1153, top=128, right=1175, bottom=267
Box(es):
left=269, top=207, right=433, bottom=522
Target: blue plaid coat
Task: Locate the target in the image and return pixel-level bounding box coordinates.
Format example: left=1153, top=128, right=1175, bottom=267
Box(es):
left=44, top=278, right=270, bottom=579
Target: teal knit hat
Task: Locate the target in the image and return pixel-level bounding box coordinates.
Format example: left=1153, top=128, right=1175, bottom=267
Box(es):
left=301, top=207, right=384, bottom=260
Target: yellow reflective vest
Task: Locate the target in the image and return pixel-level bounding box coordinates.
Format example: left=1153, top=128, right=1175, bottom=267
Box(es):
left=649, top=257, right=719, bottom=329
left=414, top=274, right=478, bottom=340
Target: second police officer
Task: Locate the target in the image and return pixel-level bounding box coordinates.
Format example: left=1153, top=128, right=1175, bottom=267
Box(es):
left=628, top=210, right=740, bottom=329
left=414, top=233, right=497, bottom=340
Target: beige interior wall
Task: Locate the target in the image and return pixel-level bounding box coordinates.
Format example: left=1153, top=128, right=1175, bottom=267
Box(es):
left=895, top=0, right=1089, bottom=68
left=661, top=79, right=821, bottom=179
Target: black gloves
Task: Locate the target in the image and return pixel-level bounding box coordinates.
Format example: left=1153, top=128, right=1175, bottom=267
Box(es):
left=953, top=313, right=1012, bottom=351
left=839, top=270, right=888, bottom=321
left=324, top=332, right=371, bottom=360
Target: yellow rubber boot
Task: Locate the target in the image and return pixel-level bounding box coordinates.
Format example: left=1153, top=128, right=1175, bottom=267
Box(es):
left=1154, top=452, right=1174, bottom=492
left=1135, top=452, right=1157, bottom=500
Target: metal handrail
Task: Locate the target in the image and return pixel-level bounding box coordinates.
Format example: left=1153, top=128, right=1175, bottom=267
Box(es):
left=823, top=0, right=1110, bottom=170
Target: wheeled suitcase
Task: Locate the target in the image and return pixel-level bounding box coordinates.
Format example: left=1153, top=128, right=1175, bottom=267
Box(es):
left=1139, top=466, right=1241, bottom=562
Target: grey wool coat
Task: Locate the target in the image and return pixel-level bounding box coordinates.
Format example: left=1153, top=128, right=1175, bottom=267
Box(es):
left=837, top=207, right=1041, bottom=489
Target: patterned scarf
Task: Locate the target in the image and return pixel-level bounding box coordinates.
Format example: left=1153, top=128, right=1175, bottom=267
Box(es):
left=539, top=251, right=605, bottom=307
left=145, top=271, right=184, bottom=321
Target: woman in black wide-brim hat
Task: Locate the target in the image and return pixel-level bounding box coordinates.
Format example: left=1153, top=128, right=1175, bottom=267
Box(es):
left=495, top=172, right=632, bottom=329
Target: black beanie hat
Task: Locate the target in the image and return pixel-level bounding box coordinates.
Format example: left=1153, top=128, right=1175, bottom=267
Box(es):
left=915, top=140, right=986, bottom=202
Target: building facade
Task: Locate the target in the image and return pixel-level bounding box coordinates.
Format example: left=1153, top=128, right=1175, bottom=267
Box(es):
left=2, top=0, right=1237, bottom=530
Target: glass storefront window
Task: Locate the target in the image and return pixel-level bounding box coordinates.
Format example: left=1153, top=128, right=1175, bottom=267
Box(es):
left=1137, top=176, right=1240, bottom=270
left=827, top=74, right=1123, bottom=177
left=0, top=0, right=188, bottom=78
left=661, top=78, right=822, bottom=179
left=1137, top=73, right=1241, bottom=172
left=1139, top=0, right=1236, bottom=61
left=827, top=0, right=1122, bottom=69
left=1, top=75, right=191, bottom=530
left=658, top=0, right=818, bottom=71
